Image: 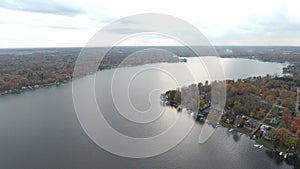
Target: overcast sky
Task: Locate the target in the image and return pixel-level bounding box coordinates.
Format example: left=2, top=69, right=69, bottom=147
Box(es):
left=0, top=0, right=300, bottom=48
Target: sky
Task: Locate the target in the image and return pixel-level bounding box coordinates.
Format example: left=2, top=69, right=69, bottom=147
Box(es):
left=0, top=0, right=300, bottom=48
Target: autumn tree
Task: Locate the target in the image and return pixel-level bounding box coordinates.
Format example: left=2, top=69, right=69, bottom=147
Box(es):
left=276, top=128, right=289, bottom=144
left=268, top=129, right=277, bottom=140
left=289, top=121, right=300, bottom=133
left=265, top=94, right=275, bottom=103
left=282, top=109, right=292, bottom=126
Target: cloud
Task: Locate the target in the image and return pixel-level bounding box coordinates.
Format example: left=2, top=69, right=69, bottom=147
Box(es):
left=102, top=17, right=153, bottom=34
left=0, top=0, right=85, bottom=16
left=47, top=25, right=86, bottom=30
left=105, top=27, right=152, bottom=34
left=244, top=7, right=300, bottom=32
left=203, top=5, right=300, bottom=45
left=0, top=0, right=299, bottom=47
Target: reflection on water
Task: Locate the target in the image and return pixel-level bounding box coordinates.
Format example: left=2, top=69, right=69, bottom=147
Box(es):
left=265, top=149, right=300, bottom=168
left=265, top=150, right=285, bottom=165
left=232, top=132, right=242, bottom=142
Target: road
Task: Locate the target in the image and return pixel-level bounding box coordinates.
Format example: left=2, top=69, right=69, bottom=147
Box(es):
left=296, top=88, right=299, bottom=114
left=251, top=97, right=280, bottom=135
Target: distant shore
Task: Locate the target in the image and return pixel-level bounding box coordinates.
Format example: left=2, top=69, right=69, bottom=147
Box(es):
left=1, top=46, right=300, bottom=96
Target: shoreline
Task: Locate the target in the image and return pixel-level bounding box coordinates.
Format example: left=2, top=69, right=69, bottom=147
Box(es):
left=165, top=102, right=299, bottom=162
left=0, top=58, right=187, bottom=97
left=162, top=73, right=300, bottom=161
left=0, top=56, right=288, bottom=97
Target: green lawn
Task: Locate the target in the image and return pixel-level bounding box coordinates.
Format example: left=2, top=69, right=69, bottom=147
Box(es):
left=255, top=138, right=274, bottom=150
left=220, top=122, right=251, bottom=135
left=236, top=127, right=251, bottom=135
left=263, top=119, right=279, bottom=128
left=220, top=122, right=233, bottom=128
left=255, top=138, right=287, bottom=152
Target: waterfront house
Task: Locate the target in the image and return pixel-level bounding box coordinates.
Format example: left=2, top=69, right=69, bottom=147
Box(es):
left=260, top=124, right=272, bottom=132
left=226, top=118, right=234, bottom=124
left=260, top=124, right=275, bottom=141
left=263, top=130, right=276, bottom=141
left=245, top=119, right=256, bottom=128
left=234, top=115, right=244, bottom=127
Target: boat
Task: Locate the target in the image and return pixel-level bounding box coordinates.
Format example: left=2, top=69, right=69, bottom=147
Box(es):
left=253, top=144, right=264, bottom=149
left=279, top=152, right=283, bottom=156
left=253, top=144, right=260, bottom=148
left=229, top=129, right=234, bottom=132
left=215, top=124, right=221, bottom=128
left=177, top=105, right=182, bottom=112
left=284, top=153, right=288, bottom=159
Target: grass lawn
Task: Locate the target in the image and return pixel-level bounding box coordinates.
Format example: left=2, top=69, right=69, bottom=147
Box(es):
left=220, top=122, right=233, bottom=128
left=256, top=138, right=274, bottom=150
left=220, top=122, right=251, bottom=135
left=236, top=127, right=251, bottom=135
left=263, top=119, right=279, bottom=128
left=255, top=138, right=287, bottom=152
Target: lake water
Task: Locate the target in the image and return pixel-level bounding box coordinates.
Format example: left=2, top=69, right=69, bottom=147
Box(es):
left=0, top=57, right=294, bottom=169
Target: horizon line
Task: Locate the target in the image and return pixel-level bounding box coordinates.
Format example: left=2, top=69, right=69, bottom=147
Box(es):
left=1, top=44, right=300, bottom=49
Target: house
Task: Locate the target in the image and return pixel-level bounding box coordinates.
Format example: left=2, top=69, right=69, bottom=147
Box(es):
left=226, top=118, right=234, bottom=124
left=259, top=124, right=275, bottom=140
left=242, top=115, right=249, bottom=120
left=222, top=109, right=227, bottom=115
left=270, top=117, right=280, bottom=125
left=263, top=130, right=276, bottom=141
left=246, top=119, right=256, bottom=128
left=260, top=124, right=272, bottom=132
left=234, top=115, right=244, bottom=127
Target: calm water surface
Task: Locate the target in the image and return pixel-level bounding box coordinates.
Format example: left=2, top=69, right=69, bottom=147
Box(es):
left=0, top=57, right=293, bottom=169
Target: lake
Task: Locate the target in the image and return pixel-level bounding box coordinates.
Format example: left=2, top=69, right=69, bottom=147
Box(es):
left=0, top=57, right=294, bottom=169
